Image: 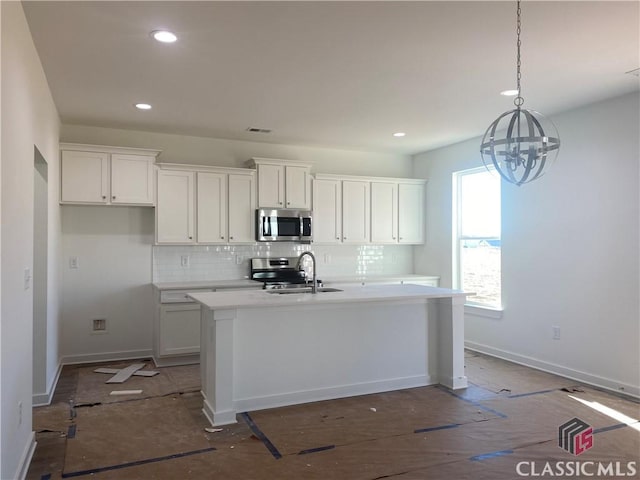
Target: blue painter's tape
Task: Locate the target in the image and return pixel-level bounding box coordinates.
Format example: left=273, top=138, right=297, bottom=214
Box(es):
left=508, top=388, right=558, bottom=399
left=67, top=424, right=76, bottom=439
left=438, top=386, right=508, bottom=419
left=594, top=423, right=628, bottom=434
left=298, top=445, right=335, bottom=455
left=61, top=447, right=215, bottom=478
left=470, top=449, right=514, bottom=461
left=240, top=412, right=282, bottom=460
left=414, top=423, right=460, bottom=434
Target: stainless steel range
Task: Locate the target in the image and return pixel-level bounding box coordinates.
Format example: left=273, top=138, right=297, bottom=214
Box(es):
left=250, top=257, right=310, bottom=289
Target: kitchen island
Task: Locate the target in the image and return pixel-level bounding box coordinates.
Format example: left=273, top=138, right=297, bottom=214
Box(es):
left=189, top=284, right=468, bottom=426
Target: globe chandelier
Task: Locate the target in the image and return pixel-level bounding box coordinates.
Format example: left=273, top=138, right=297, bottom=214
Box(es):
left=480, top=1, right=560, bottom=186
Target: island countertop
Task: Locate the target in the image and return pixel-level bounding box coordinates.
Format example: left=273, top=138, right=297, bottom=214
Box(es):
left=188, top=283, right=466, bottom=311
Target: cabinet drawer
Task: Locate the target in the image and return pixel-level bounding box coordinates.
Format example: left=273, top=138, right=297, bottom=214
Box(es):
left=160, top=288, right=212, bottom=303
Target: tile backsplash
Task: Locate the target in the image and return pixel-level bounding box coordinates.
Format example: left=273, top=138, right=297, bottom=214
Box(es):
left=152, top=244, right=413, bottom=283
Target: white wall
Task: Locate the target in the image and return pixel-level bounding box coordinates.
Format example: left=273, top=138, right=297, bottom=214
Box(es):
left=413, top=92, right=640, bottom=397
left=58, top=126, right=413, bottom=363
left=1, top=2, right=61, bottom=479
left=61, top=206, right=155, bottom=364
left=61, top=124, right=413, bottom=177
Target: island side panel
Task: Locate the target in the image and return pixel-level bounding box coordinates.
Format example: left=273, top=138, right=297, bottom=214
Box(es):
left=201, top=307, right=238, bottom=426
left=231, top=301, right=432, bottom=413
left=430, top=296, right=467, bottom=389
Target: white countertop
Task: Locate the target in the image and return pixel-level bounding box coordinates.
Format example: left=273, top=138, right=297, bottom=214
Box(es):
left=188, top=283, right=466, bottom=310
left=152, top=274, right=440, bottom=291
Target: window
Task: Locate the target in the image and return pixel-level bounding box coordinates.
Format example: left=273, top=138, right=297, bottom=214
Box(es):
left=453, top=167, right=501, bottom=309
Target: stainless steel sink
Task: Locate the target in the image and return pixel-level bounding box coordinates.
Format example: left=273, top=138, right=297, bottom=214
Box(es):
left=266, top=287, right=343, bottom=295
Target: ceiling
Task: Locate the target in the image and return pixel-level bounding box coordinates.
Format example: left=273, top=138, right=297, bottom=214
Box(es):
left=23, top=1, right=639, bottom=155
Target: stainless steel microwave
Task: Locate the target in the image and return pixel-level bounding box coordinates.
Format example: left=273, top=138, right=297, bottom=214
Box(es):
left=256, top=208, right=312, bottom=242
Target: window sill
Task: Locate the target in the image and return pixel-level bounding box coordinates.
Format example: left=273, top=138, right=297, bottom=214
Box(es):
left=464, top=304, right=503, bottom=319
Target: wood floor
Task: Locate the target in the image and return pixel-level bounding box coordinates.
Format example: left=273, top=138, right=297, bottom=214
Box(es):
left=27, top=351, right=640, bottom=479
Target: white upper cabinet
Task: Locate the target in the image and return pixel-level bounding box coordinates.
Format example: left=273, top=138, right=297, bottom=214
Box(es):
left=370, top=182, right=398, bottom=243
left=60, top=144, right=159, bottom=206
left=398, top=182, right=425, bottom=244
left=228, top=172, right=256, bottom=243
left=371, top=180, right=425, bottom=244
left=342, top=180, right=370, bottom=244
left=312, top=178, right=342, bottom=244
left=156, top=164, right=256, bottom=245
left=248, top=158, right=311, bottom=209
left=315, top=174, right=425, bottom=246
left=197, top=172, right=227, bottom=244
left=156, top=169, right=195, bottom=244
left=110, top=154, right=155, bottom=205
left=61, top=150, right=109, bottom=204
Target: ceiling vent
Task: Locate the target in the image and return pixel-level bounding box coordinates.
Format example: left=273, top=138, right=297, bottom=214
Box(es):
left=625, top=68, right=640, bottom=77
left=246, top=127, right=272, bottom=134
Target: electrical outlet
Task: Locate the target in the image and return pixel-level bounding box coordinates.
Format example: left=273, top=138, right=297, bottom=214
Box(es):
left=324, top=254, right=331, bottom=264
left=18, top=401, right=22, bottom=426
left=180, top=255, right=190, bottom=267
left=92, top=318, right=107, bottom=333
left=69, top=256, right=79, bottom=269
left=552, top=326, right=561, bottom=340
left=235, top=255, right=243, bottom=265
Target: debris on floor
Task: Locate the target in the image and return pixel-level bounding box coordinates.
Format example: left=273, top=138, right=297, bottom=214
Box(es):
left=93, top=363, right=159, bottom=383
left=109, top=389, right=143, bottom=396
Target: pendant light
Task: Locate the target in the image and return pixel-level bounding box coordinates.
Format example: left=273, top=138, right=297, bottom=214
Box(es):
left=480, top=1, right=560, bottom=186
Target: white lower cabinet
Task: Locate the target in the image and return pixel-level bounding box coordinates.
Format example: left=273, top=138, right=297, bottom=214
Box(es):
left=158, top=304, right=201, bottom=357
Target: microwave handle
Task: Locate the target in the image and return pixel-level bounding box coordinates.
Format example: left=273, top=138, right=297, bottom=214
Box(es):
left=262, top=215, right=271, bottom=237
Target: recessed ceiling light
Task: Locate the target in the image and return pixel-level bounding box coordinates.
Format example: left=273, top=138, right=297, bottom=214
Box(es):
left=393, top=132, right=406, bottom=137
left=500, top=89, right=519, bottom=96
left=135, top=103, right=152, bottom=110
left=151, top=30, right=177, bottom=43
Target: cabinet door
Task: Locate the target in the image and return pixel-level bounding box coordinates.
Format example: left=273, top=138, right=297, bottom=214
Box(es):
left=285, top=165, right=311, bottom=209
left=228, top=173, right=256, bottom=243
left=61, top=150, right=109, bottom=204
left=371, top=182, right=398, bottom=243
left=156, top=170, right=195, bottom=244
left=159, top=304, right=201, bottom=356
left=257, top=164, right=284, bottom=208
left=197, top=172, right=227, bottom=243
left=398, top=183, right=425, bottom=244
left=342, top=180, right=370, bottom=244
left=110, top=154, right=155, bottom=205
left=312, top=178, right=342, bottom=243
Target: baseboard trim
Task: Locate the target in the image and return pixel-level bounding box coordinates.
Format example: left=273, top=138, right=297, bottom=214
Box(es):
left=60, top=349, right=153, bottom=366
left=234, top=374, right=434, bottom=414
left=465, top=341, right=640, bottom=399
left=14, top=431, right=36, bottom=480
left=33, top=362, right=63, bottom=407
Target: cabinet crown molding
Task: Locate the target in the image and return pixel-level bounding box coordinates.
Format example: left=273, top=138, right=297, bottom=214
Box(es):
left=314, top=173, right=426, bottom=184
left=156, top=163, right=255, bottom=175
left=246, top=157, right=312, bottom=169
left=60, top=142, right=161, bottom=158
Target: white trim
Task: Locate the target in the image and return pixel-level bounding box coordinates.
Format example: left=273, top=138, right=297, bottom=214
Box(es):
left=13, top=431, right=36, bottom=480
left=59, top=142, right=161, bottom=157
left=32, top=362, right=63, bottom=407
left=465, top=341, right=640, bottom=399
left=234, top=374, right=433, bottom=414
left=60, top=349, right=153, bottom=366
left=465, top=304, right=503, bottom=319
left=314, top=172, right=426, bottom=184
left=156, top=162, right=255, bottom=175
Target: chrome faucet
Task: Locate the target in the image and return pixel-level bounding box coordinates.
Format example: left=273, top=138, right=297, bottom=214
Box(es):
left=296, top=251, right=317, bottom=294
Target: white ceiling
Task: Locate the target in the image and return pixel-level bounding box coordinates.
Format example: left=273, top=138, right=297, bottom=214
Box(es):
left=23, top=1, right=639, bottom=155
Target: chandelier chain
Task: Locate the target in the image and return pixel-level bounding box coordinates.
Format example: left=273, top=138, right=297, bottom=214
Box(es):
left=515, top=0, right=524, bottom=108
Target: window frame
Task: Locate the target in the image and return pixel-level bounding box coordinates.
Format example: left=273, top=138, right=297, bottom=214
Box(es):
left=452, top=166, right=503, bottom=311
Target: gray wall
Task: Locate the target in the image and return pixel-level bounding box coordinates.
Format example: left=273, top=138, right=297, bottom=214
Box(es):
left=413, top=92, right=640, bottom=396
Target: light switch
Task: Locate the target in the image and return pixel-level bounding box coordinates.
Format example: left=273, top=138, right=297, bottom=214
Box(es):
left=24, top=268, right=31, bottom=290
left=69, top=256, right=79, bottom=269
